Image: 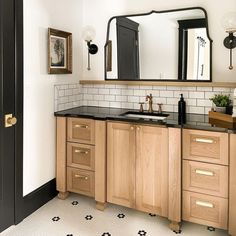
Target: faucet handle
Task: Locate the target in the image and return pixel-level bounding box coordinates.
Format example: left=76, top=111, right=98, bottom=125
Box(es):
left=157, top=103, right=163, bottom=114
left=139, top=102, right=144, bottom=113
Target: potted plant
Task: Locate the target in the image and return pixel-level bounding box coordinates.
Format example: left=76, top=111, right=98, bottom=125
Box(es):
left=210, top=94, right=232, bottom=113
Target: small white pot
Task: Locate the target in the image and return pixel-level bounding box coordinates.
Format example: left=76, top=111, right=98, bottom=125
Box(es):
left=215, top=106, right=226, bottom=113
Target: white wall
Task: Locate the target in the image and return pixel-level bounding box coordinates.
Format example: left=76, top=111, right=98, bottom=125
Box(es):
left=82, top=0, right=236, bottom=82
left=23, top=0, right=83, bottom=196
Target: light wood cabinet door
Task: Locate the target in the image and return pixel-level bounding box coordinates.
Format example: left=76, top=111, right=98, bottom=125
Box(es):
left=183, top=160, right=228, bottom=198
left=183, top=129, right=228, bottom=165
left=135, top=125, right=168, bottom=217
left=183, top=191, right=228, bottom=230
left=67, top=118, right=95, bottom=145
left=107, top=122, right=136, bottom=208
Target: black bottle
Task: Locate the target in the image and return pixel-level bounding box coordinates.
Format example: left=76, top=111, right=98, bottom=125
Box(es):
left=178, top=94, right=186, bottom=125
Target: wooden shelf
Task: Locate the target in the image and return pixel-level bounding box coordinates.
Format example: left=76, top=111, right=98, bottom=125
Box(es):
left=79, top=80, right=236, bottom=88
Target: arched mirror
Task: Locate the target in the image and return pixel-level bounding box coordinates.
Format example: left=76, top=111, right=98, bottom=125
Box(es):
left=104, top=7, right=212, bottom=81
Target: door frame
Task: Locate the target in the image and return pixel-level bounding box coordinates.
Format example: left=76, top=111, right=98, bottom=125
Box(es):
left=14, top=0, right=24, bottom=224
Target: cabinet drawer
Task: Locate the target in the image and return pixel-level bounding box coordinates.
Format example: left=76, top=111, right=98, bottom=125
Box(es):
left=67, top=118, right=95, bottom=145
left=183, top=129, right=228, bottom=165
left=67, top=167, right=95, bottom=197
left=183, top=160, right=228, bottom=198
left=182, top=191, right=228, bottom=230
left=67, top=143, right=95, bottom=171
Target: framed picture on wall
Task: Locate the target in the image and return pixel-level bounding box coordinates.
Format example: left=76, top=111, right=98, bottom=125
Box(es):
left=48, top=28, right=72, bottom=74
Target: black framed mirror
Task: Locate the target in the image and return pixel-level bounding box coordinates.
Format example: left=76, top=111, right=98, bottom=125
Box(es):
left=104, top=7, right=213, bottom=82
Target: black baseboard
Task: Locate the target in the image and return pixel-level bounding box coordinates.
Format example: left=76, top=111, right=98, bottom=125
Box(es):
left=22, top=178, right=58, bottom=219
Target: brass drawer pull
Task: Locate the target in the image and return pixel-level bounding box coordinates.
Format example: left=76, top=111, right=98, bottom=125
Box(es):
left=195, top=169, right=215, bottom=176
left=196, top=201, right=214, bottom=208
left=74, top=174, right=88, bottom=180
left=74, top=149, right=89, bottom=155
left=193, top=138, right=216, bottom=144
left=74, top=124, right=89, bottom=129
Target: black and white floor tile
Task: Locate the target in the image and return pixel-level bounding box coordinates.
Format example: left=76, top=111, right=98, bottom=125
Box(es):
left=2, top=194, right=228, bottom=236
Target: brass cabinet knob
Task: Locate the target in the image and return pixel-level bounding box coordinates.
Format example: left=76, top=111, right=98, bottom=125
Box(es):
left=5, top=114, right=17, bottom=127
left=130, top=126, right=134, bottom=130
left=137, top=127, right=140, bottom=131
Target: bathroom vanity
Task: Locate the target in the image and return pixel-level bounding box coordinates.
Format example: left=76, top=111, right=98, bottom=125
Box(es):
left=55, top=106, right=236, bottom=235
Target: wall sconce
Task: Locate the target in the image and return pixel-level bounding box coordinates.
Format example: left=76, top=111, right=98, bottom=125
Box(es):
left=82, top=26, right=98, bottom=70
left=222, top=12, right=236, bottom=70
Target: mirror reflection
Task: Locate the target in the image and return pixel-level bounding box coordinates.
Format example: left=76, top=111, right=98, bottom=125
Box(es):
left=105, top=8, right=212, bottom=81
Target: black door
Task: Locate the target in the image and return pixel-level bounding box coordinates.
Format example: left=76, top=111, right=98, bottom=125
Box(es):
left=0, top=0, right=20, bottom=231
left=117, top=18, right=139, bottom=80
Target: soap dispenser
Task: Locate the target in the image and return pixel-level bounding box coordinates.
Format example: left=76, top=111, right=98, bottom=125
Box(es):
left=178, top=94, right=186, bottom=125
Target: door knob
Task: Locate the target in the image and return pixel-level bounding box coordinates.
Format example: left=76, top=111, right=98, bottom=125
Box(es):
left=5, top=114, right=17, bottom=128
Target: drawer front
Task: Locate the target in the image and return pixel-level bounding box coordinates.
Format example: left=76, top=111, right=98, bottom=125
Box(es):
left=183, top=160, right=228, bottom=198
left=67, top=143, right=95, bottom=171
left=182, top=191, right=228, bottom=230
left=67, top=167, right=95, bottom=197
left=183, top=129, right=228, bottom=165
left=67, top=118, right=95, bottom=145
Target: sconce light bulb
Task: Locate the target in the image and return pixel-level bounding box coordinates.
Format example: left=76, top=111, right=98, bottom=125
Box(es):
left=221, top=12, right=236, bottom=33
left=82, top=25, right=96, bottom=42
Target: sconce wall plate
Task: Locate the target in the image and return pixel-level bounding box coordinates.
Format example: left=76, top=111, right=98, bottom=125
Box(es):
left=224, top=33, right=236, bottom=49
left=87, top=42, right=98, bottom=54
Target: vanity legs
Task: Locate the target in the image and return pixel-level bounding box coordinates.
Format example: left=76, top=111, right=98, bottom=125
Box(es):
left=169, top=221, right=181, bottom=233
left=96, top=201, right=106, bottom=211
left=58, top=191, right=69, bottom=200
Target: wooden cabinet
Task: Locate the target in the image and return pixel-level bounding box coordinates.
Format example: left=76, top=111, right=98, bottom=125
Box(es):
left=182, top=129, right=229, bottom=230
left=56, top=117, right=106, bottom=210
left=183, top=191, right=228, bottom=230
left=136, top=125, right=168, bottom=216
left=183, top=160, right=228, bottom=198
left=107, top=122, right=135, bottom=208
left=107, top=122, right=168, bottom=216
left=183, top=129, right=228, bottom=165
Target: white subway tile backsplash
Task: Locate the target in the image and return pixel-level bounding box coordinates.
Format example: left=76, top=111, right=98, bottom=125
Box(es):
left=88, top=100, right=99, bottom=106
left=104, top=95, right=116, bottom=101
left=213, top=87, right=231, bottom=92
left=173, top=91, right=189, bottom=98
left=65, top=89, right=73, bottom=96
left=54, top=82, right=235, bottom=115
left=160, top=91, right=174, bottom=98
left=87, top=88, right=99, bottom=94
left=83, top=94, right=93, bottom=101
left=110, top=88, right=122, bottom=95
left=181, top=86, right=196, bottom=91
left=94, top=95, right=104, bottom=101
left=99, top=101, right=110, bottom=107
left=110, top=102, right=122, bottom=108
left=188, top=106, right=205, bottom=114
left=189, top=92, right=204, bottom=99
left=116, top=95, right=128, bottom=102
left=197, top=87, right=213, bottom=92
left=128, top=96, right=139, bottom=103
left=167, top=98, right=179, bottom=105
left=122, top=89, right=134, bottom=96
left=134, top=89, right=146, bottom=96
left=205, top=92, right=216, bottom=99
left=99, top=88, right=110, bottom=95
left=197, top=99, right=213, bottom=107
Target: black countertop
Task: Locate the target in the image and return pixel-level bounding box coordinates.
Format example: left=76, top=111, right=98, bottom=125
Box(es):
left=54, top=106, right=235, bottom=133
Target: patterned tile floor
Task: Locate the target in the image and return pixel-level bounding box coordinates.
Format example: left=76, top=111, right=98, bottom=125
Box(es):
left=2, top=194, right=228, bottom=236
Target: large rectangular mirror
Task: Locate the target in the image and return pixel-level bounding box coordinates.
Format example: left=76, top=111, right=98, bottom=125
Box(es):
left=104, top=7, right=212, bottom=81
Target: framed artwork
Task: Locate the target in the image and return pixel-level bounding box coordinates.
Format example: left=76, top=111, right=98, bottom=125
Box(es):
left=48, top=28, right=72, bottom=74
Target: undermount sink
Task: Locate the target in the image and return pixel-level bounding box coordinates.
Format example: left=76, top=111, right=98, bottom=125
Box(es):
left=121, top=111, right=169, bottom=121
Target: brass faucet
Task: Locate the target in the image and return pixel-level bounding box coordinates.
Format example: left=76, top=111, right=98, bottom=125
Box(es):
left=146, top=94, right=153, bottom=113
